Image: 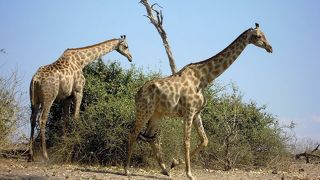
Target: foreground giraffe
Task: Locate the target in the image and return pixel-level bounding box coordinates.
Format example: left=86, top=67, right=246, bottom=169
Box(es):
left=28, top=36, right=132, bottom=161
left=125, top=23, right=272, bottom=180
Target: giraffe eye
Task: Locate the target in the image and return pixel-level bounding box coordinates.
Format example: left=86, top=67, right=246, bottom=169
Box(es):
left=256, top=35, right=262, bottom=38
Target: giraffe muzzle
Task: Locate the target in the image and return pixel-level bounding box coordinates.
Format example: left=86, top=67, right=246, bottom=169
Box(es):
left=266, top=44, right=273, bottom=53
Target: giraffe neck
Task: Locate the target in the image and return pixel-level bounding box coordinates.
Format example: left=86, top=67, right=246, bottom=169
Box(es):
left=195, top=29, right=252, bottom=88
left=66, top=39, right=120, bottom=69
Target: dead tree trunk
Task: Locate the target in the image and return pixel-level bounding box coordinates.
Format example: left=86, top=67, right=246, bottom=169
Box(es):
left=140, top=0, right=177, bottom=74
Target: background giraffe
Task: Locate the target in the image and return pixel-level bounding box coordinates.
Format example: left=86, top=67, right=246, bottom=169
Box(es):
left=28, top=35, right=132, bottom=161
left=125, top=23, right=272, bottom=180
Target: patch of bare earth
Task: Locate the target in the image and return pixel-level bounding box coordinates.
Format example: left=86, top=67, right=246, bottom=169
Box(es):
left=0, top=158, right=319, bottom=180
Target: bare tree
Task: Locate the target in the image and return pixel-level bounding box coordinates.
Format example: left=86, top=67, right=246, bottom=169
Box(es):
left=140, top=0, right=177, bottom=74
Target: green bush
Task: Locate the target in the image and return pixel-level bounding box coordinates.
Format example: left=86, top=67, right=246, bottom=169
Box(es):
left=47, top=60, right=160, bottom=166
left=200, top=83, right=288, bottom=170
left=44, top=60, right=290, bottom=170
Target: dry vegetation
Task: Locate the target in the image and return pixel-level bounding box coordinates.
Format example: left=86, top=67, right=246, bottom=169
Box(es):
left=1, top=60, right=319, bottom=179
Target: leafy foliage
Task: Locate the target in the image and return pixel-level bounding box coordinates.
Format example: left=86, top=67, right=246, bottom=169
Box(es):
left=200, top=84, right=287, bottom=169
left=44, top=60, right=289, bottom=169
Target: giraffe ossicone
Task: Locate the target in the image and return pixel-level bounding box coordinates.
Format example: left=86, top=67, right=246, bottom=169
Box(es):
left=124, top=23, right=272, bottom=180
left=28, top=36, right=132, bottom=162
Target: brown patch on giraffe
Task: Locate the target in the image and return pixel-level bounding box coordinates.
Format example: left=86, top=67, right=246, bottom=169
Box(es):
left=79, top=52, right=86, bottom=59
left=187, top=87, right=194, bottom=94
left=222, top=61, right=229, bottom=69
left=213, top=70, right=220, bottom=76
left=183, top=80, right=189, bottom=87
left=232, top=55, right=237, bottom=60
left=86, top=52, right=92, bottom=57
left=169, top=85, right=174, bottom=92
left=158, top=81, right=164, bottom=86
left=160, top=93, right=167, bottom=100
left=207, top=63, right=214, bottom=73
left=225, top=52, right=231, bottom=58
left=160, top=99, right=166, bottom=107
left=193, top=68, right=201, bottom=77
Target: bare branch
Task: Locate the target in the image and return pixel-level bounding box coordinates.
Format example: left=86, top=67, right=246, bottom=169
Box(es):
left=312, top=144, right=320, bottom=153
left=151, top=3, right=163, bottom=9
left=160, top=10, right=163, bottom=25
left=295, top=144, right=320, bottom=163
left=140, top=0, right=177, bottom=74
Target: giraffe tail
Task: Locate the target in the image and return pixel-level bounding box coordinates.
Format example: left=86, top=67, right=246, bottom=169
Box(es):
left=29, top=76, right=40, bottom=110
left=29, top=78, right=35, bottom=108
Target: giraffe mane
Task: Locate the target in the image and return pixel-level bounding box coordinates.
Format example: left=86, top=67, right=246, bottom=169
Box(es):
left=67, top=38, right=118, bottom=50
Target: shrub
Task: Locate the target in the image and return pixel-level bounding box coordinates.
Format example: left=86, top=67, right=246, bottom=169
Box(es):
left=200, top=83, right=289, bottom=170
left=0, top=70, right=26, bottom=149
left=44, top=60, right=290, bottom=170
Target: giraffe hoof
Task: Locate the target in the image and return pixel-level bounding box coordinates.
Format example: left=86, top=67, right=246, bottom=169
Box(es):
left=124, top=168, right=130, bottom=176
left=27, top=156, right=34, bottom=162
left=160, top=169, right=170, bottom=176
left=170, top=158, right=179, bottom=169
left=187, top=173, right=195, bottom=180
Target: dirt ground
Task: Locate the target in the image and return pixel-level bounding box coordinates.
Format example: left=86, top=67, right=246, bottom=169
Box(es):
left=0, top=157, right=319, bottom=180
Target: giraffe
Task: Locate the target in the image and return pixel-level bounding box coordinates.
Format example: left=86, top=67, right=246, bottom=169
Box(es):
left=28, top=35, right=132, bottom=162
left=124, top=23, right=272, bottom=180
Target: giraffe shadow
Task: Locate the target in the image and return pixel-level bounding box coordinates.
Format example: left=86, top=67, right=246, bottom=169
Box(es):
left=77, top=168, right=170, bottom=180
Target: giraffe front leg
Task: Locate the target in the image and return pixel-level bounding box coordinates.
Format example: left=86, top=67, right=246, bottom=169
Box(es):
left=62, top=98, right=72, bottom=137
left=184, top=115, right=195, bottom=180
left=170, top=114, right=208, bottom=170
left=73, top=76, right=84, bottom=120
left=72, top=90, right=83, bottom=120
left=190, top=114, right=208, bottom=158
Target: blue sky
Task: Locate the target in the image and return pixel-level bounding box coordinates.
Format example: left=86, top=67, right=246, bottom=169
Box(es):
left=1, top=1, right=319, bottom=141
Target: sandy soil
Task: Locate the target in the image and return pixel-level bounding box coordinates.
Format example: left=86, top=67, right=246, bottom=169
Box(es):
left=0, top=158, right=319, bottom=180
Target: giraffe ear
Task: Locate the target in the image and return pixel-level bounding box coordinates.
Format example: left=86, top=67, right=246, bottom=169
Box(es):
left=255, top=23, right=260, bottom=29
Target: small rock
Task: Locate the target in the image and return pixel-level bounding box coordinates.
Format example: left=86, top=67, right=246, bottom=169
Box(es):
left=272, top=169, right=278, bottom=174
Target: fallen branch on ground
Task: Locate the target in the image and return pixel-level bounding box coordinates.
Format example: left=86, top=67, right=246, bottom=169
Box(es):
left=295, top=144, right=320, bottom=163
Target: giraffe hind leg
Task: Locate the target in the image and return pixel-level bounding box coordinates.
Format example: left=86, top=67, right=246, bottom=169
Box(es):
left=124, top=112, right=151, bottom=176
left=144, top=114, right=169, bottom=176
left=38, top=99, right=54, bottom=161
left=28, top=104, right=40, bottom=162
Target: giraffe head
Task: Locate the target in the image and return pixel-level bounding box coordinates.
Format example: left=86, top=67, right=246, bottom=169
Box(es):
left=116, top=35, right=132, bottom=62
left=248, top=23, right=273, bottom=53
